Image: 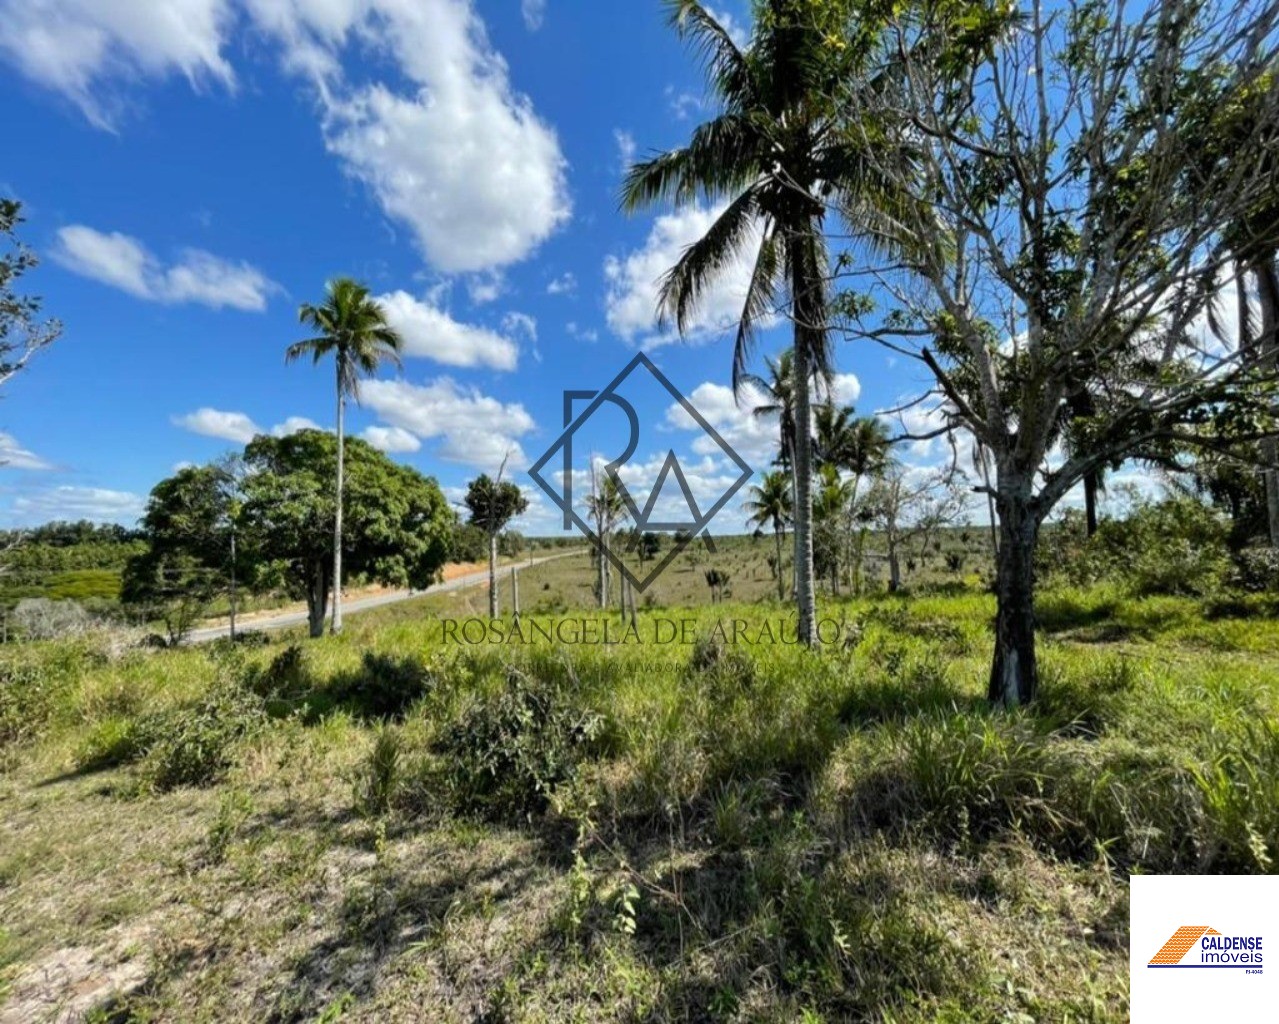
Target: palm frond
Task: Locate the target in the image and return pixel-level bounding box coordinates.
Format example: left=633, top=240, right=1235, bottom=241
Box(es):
left=657, top=185, right=763, bottom=336
left=732, top=221, right=779, bottom=397
left=664, top=0, right=756, bottom=107
left=620, top=115, right=763, bottom=212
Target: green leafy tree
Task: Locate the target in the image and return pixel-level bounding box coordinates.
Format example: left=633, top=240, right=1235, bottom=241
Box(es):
left=745, top=470, right=792, bottom=600
left=240, top=430, right=451, bottom=637
left=287, top=278, right=403, bottom=634
left=1, top=199, right=59, bottom=393
left=464, top=472, right=529, bottom=618
left=622, top=0, right=899, bottom=644
left=122, top=466, right=234, bottom=643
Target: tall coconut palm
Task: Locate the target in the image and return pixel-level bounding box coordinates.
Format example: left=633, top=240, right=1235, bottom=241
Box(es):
left=622, top=0, right=893, bottom=644
left=745, top=470, right=792, bottom=600
left=286, top=278, right=402, bottom=634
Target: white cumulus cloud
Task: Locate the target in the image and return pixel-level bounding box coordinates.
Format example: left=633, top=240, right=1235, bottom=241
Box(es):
left=605, top=202, right=770, bottom=347
left=361, top=425, right=421, bottom=453
left=0, top=433, right=52, bottom=471
left=54, top=225, right=278, bottom=311
left=360, top=377, right=535, bottom=474
left=0, top=0, right=235, bottom=129
left=376, top=290, right=519, bottom=371
left=252, top=0, right=571, bottom=275
left=173, top=409, right=327, bottom=444
left=272, top=416, right=323, bottom=437
left=172, top=408, right=262, bottom=444
left=7, top=486, right=146, bottom=525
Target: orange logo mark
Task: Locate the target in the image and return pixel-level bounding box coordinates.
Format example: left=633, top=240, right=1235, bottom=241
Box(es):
left=1149, top=926, right=1221, bottom=965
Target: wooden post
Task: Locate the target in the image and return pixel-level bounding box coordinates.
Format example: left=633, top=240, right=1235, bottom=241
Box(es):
left=511, top=566, right=520, bottom=620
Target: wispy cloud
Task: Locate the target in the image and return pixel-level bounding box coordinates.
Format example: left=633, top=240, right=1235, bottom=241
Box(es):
left=53, top=225, right=278, bottom=311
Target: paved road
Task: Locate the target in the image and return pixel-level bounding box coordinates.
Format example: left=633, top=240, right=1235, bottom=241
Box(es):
left=186, top=551, right=582, bottom=643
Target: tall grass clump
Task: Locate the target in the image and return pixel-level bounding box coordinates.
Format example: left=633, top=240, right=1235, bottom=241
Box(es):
left=353, top=725, right=403, bottom=817
left=1192, top=720, right=1279, bottom=872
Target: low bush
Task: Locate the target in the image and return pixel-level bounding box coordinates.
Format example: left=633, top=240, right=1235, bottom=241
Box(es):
left=247, top=644, right=311, bottom=701
left=334, top=651, right=434, bottom=720
left=11, top=598, right=93, bottom=640
left=135, top=677, right=266, bottom=791
left=433, top=667, right=605, bottom=820
left=1232, top=547, right=1279, bottom=594
left=1040, top=497, right=1233, bottom=597
left=1192, top=720, right=1279, bottom=872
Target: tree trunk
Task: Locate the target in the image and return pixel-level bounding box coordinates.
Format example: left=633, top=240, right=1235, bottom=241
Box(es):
left=987, top=490, right=1040, bottom=707
left=229, top=527, right=237, bottom=642
left=1257, top=257, right=1279, bottom=547
left=1083, top=472, right=1099, bottom=538
left=888, top=539, right=901, bottom=593
left=774, top=527, right=785, bottom=602
left=791, top=321, right=817, bottom=647
left=331, top=372, right=345, bottom=635
left=307, top=560, right=329, bottom=639
left=488, top=531, right=499, bottom=618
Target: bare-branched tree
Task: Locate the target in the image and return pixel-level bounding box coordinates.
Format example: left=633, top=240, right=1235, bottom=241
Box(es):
left=837, top=0, right=1279, bottom=703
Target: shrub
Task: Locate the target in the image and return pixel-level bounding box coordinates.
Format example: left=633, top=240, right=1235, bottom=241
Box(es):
left=11, top=598, right=92, bottom=640
left=686, top=633, right=756, bottom=695
left=433, top=667, right=605, bottom=820
left=1232, top=547, right=1279, bottom=594
left=1039, top=497, right=1232, bottom=596
left=335, top=652, right=434, bottom=720
left=75, top=715, right=146, bottom=771
left=136, top=677, right=265, bottom=791
left=0, top=650, right=82, bottom=747
left=247, top=644, right=312, bottom=701
left=1192, top=720, right=1279, bottom=872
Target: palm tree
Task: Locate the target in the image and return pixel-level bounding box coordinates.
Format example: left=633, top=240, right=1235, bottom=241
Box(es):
left=286, top=278, right=402, bottom=635
left=621, top=0, right=891, bottom=644
left=814, top=403, right=891, bottom=591
left=812, top=464, right=856, bottom=595
left=745, top=470, right=792, bottom=601
left=741, top=349, right=811, bottom=474
left=585, top=467, right=627, bottom=609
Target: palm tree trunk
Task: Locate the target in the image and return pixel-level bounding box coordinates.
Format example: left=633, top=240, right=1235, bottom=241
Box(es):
left=488, top=530, right=499, bottom=618
left=792, top=344, right=817, bottom=645
left=331, top=371, right=345, bottom=636
left=790, top=239, right=820, bottom=647
left=774, top=525, right=785, bottom=602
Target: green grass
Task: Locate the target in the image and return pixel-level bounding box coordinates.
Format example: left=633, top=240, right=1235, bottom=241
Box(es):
left=1, top=584, right=1276, bottom=1021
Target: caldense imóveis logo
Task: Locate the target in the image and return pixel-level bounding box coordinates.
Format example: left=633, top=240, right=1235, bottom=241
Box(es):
left=1148, top=926, right=1264, bottom=968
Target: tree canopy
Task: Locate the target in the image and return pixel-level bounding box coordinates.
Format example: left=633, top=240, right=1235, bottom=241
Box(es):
left=241, top=430, right=452, bottom=635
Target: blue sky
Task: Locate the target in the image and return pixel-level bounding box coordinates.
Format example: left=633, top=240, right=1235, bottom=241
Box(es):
left=0, top=0, right=957, bottom=536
